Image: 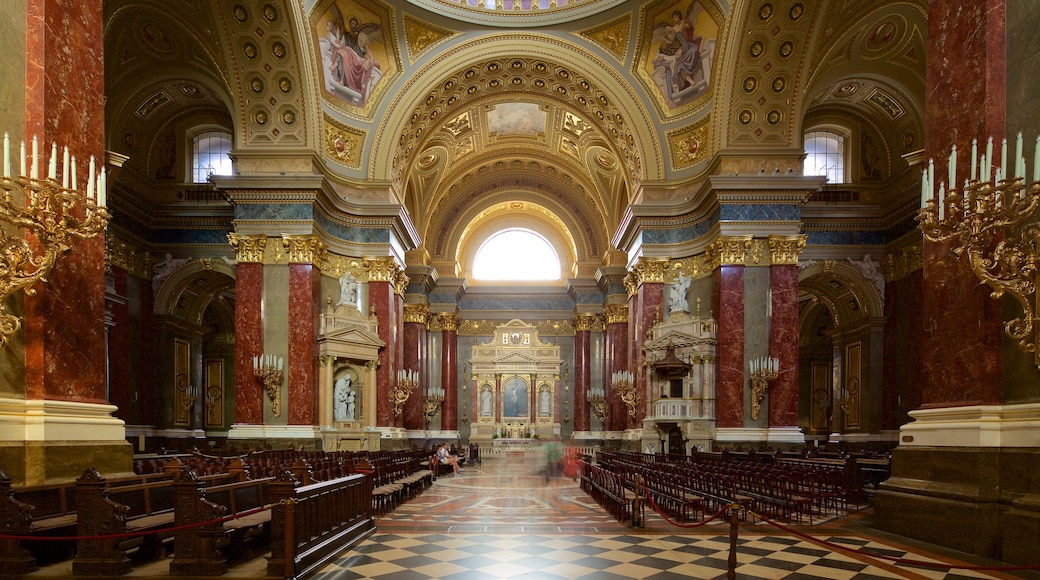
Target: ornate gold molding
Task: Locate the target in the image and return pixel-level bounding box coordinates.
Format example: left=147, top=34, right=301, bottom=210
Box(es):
left=602, top=304, right=628, bottom=325
left=438, top=313, right=461, bottom=332
left=323, top=114, right=364, bottom=170
left=572, top=313, right=596, bottom=332
left=281, top=234, right=328, bottom=265
left=393, top=269, right=410, bottom=296
left=768, top=234, right=808, bottom=265
left=883, top=245, right=923, bottom=282
left=404, top=303, right=432, bottom=325
left=577, top=14, right=631, bottom=62
left=623, top=270, right=638, bottom=298
left=364, top=257, right=402, bottom=283
left=105, top=235, right=151, bottom=280
left=227, top=233, right=267, bottom=263
left=706, top=235, right=753, bottom=268
left=403, top=14, right=456, bottom=63
left=631, top=257, right=669, bottom=285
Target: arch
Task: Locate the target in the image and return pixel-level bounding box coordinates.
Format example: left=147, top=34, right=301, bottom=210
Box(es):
left=153, top=259, right=238, bottom=326
left=458, top=208, right=577, bottom=285
left=798, top=260, right=884, bottom=321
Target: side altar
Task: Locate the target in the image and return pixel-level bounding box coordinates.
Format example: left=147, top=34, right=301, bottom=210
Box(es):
left=468, top=320, right=564, bottom=442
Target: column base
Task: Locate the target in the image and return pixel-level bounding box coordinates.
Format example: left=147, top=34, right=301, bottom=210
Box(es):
left=0, top=398, right=131, bottom=485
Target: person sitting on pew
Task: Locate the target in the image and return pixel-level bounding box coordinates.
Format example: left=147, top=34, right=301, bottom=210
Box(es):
left=437, top=443, right=463, bottom=476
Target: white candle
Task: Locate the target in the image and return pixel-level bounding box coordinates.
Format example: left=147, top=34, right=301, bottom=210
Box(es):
left=921, top=170, right=928, bottom=208
left=87, top=156, right=95, bottom=202
left=70, top=155, right=76, bottom=190
left=1034, top=135, right=1040, bottom=183
left=1016, top=132, right=1024, bottom=179
left=949, top=145, right=957, bottom=190
left=2, top=133, right=8, bottom=178
left=938, top=182, right=946, bottom=221
left=19, top=140, right=25, bottom=177
left=928, top=158, right=935, bottom=203
left=31, top=136, right=38, bottom=179
left=1001, top=137, right=1008, bottom=177
left=59, top=144, right=66, bottom=185
left=99, top=168, right=106, bottom=207
left=985, top=137, right=993, bottom=178
left=971, top=138, right=978, bottom=181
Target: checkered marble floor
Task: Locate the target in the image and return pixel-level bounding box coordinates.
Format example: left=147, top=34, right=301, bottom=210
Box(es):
left=311, top=455, right=1022, bottom=580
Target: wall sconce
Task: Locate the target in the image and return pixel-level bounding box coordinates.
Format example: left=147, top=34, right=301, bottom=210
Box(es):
left=390, top=368, right=418, bottom=416
left=0, top=135, right=109, bottom=348
left=748, top=356, right=779, bottom=420
left=588, top=384, right=607, bottom=423
left=422, top=384, right=445, bottom=422
left=252, top=354, right=284, bottom=417
left=610, top=370, right=638, bottom=422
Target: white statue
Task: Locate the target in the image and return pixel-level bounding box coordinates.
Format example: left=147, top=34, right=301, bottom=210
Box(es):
left=481, top=389, right=492, bottom=416
left=337, top=271, right=357, bottom=307
left=669, top=272, right=691, bottom=313
left=540, top=388, right=551, bottom=416
left=334, top=374, right=352, bottom=421
left=849, top=254, right=885, bottom=295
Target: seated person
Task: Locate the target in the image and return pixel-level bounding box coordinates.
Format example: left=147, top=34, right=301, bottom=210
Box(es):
left=437, top=443, right=464, bottom=476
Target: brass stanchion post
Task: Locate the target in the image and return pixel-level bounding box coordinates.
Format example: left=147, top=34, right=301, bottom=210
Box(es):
left=728, top=502, right=740, bottom=579
left=632, top=474, right=643, bottom=528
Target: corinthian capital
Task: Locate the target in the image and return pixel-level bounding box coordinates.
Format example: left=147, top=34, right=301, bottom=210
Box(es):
left=227, top=233, right=268, bottom=263
left=768, top=234, right=808, bottom=265
left=281, top=234, right=328, bottom=265
left=706, top=235, right=753, bottom=269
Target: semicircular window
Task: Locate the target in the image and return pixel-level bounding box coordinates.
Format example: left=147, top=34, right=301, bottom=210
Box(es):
left=472, top=228, right=561, bottom=281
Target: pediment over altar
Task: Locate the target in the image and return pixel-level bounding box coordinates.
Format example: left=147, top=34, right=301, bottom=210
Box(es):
left=469, top=319, right=561, bottom=367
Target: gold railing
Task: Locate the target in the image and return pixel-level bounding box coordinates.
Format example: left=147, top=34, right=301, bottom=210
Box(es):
left=0, top=135, right=109, bottom=348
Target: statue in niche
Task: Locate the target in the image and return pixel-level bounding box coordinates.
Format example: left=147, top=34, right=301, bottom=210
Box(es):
left=669, top=272, right=691, bottom=313
left=337, top=271, right=357, bottom=307
left=334, top=374, right=354, bottom=421
left=539, top=388, right=551, bottom=416
left=481, top=388, right=492, bottom=417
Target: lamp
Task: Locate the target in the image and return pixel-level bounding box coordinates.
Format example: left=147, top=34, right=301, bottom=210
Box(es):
left=588, top=384, right=607, bottom=423
left=748, top=356, right=779, bottom=420
left=252, top=354, right=283, bottom=417
left=918, top=133, right=1040, bottom=369
left=422, top=384, right=445, bottom=422
left=0, top=134, right=109, bottom=348
left=390, top=368, right=418, bottom=417
left=611, top=370, right=638, bottom=422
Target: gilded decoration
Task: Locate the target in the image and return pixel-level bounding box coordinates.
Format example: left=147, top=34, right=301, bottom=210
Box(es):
left=538, top=319, right=575, bottom=337
left=282, top=234, right=328, bottom=264
left=705, top=235, right=752, bottom=268
left=577, top=14, right=631, bottom=63
left=403, top=303, right=431, bottom=325
left=227, top=233, right=268, bottom=263
left=882, top=245, right=922, bottom=282
left=669, top=120, right=710, bottom=170
left=668, top=255, right=707, bottom=281
left=364, top=257, right=402, bottom=283
left=403, top=14, right=456, bottom=64
left=631, top=257, right=670, bottom=285
left=393, top=269, right=410, bottom=296
left=624, top=270, right=639, bottom=298
left=324, top=114, right=364, bottom=170
left=768, top=234, right=807, bottom=265
left=603, top=304, right=628, bottom=325
left=438, top=313, right=461, bottom=332
left=572, top=313, right=596, bottom=332
left=637, top=0, right=722, bottom=116
left=105, top=235, right=151, bottom=279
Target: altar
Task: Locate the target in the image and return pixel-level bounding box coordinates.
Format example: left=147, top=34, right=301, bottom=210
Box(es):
left=492, top=438, right=540, bottom=454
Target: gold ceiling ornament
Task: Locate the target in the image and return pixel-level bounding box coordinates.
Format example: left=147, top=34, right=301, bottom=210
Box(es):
left=281, top=234, right=327, bottom=265
left=227, top=233, right=267, bottom=263
left=669, top=122, right=710, bottom=170
left=323, top=115, right=364, bottom=170
left=577, top=13, right=631, bottom=62
left=705, top=235, right=753, bottom=269
left=403, top=14, right=456, bottom=64
left=0, top=136, right=110, bottom=348
left=403, top=303, right=432, bottom=325
left=918, top=135, right=1040, bottom=368
left=768, top=234, right=808, bottom=265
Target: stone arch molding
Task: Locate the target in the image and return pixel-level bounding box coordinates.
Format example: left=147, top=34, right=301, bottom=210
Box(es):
left=798, top=259, right=884, bottom=320
left=153, top=258, right=238, bottom=326
left=370, top=34, right=662, bottom=188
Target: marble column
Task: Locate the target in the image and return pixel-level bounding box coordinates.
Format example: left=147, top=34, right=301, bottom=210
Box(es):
left=440, top=313, right=460, bottom=432
left=229, top=234, right=267, bottom=426
left=710, top=236, right=752, bottom=429
left=366, top=258, right=403, bottom=428
left=572, top=314, right=593, bottom=432
left=283, top=236, right=326, bottom=426
left=603, top=305, right=628, bottom=431
left=767, top=236, right=806, bottom=429
left=403, top=304, right=430, bottom=430
left=628, top=259, right=667, bottom=427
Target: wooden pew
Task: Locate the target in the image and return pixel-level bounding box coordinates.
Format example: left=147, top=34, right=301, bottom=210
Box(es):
left=267, top=470, right=375, bottom=579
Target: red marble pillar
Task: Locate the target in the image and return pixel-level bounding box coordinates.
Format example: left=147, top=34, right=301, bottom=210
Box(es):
left=403, top=305, right=430, bottom=430
left=286, top=261, right=320, bottom=425
left=22, top=0, right=106, bottom=403
left=573, top=314, right=593, bottom=432
left=604, top=306, right=628, bottom=431
left=626, top=259, right=666, bottom=427
left=921, top=0, right=1005, bottom=406
left=714, top=265, right=745, bottom=428
left=369, top=279, right=395, bottom=427
left=768, top=264, right=799, bottom=428
left=440, top=314, right=459, bottom=432
left=230, top=237, right=266, bottom=425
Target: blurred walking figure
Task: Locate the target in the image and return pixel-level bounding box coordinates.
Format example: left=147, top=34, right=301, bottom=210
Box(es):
left=543, top=437, right=563, bottom=481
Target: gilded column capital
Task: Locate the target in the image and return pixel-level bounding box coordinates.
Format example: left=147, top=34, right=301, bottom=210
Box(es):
left=404, top=304, right=431, bottom=325
left=631, top=258, right=670, bottom=285
left=394, top=270, right=410, bottom=296
left=706, top=235, right=753, bottom=269
left=364, top=257, right=402, bottom=283
left=603, top=304, right=629, bottom=325
left=767, top=234, right=808, bottom=265
left=438, top=313, right=461, bottom=332
left=623, top=271, right=638, bottom=298
left=227, top=233, right=268, bottom=263
left=281, top=234, right=328, bottom=265
left=572, top=313, right=595, bottom=332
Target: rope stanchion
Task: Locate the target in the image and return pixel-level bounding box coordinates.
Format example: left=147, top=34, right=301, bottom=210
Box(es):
left=727, top=503, right=740, bottom=580
left=0, top=500, right=280, bottom=543
left=747, top=509, right=1040, bottom=574
left=636, top=477, right=730, bottom=528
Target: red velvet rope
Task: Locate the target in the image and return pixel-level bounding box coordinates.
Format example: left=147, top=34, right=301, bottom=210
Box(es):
left=0, top=501, right=277, bottom=542
left=637, top=479, right=729, bottom=528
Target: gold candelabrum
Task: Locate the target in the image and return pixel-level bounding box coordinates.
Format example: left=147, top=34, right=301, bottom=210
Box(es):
left=918, top=133, right=1040, bottom=369
left=0, top=134, right=109, bottom=348
left=252, top=354, right=284, bottom=418
left=611, top=370, right=638, bottom=422
left=587, top=384, right=607, bottom=423
left=391, top=368, right=418, bottom=417
left=749, top=356, right=779, bottom=421
left=422, top=385, right=445, bottom=423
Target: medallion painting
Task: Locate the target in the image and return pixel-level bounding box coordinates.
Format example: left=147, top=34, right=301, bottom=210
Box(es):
left=640, top=0, right=720, bottom=112
left=315, top=0, right=396, bottom=110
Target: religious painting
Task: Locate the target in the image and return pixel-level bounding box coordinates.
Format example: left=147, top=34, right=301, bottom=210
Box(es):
left=640, top=0, right=720, bottom=112
left=502, top=376, right=529, bottom=417
left=314, top=0, right=397, bottom=111
left=487, top=103, right=546, bottom=137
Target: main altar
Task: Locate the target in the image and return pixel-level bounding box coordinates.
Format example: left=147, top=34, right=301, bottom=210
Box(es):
left=468, top=320, right=563, bottom=442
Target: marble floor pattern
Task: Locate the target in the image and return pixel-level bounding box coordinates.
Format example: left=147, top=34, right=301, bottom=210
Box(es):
left=312, top=453, right=1031, bottom=580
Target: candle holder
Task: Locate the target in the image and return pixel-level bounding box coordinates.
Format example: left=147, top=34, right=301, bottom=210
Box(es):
left=0, top=135, right=109, bottom=348
left=918, top=134, right=1040, bottom=369
left=252, top=354, right=284, bottom=417
left=611, top=370, right=638, bottom=421
left=422, top=387, right=445, bottom=423
left=748, top=356, right=779, bottom=420
left=587, top=385, right=607, bottom=423
left=390, top=368, right=418, bottom=417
